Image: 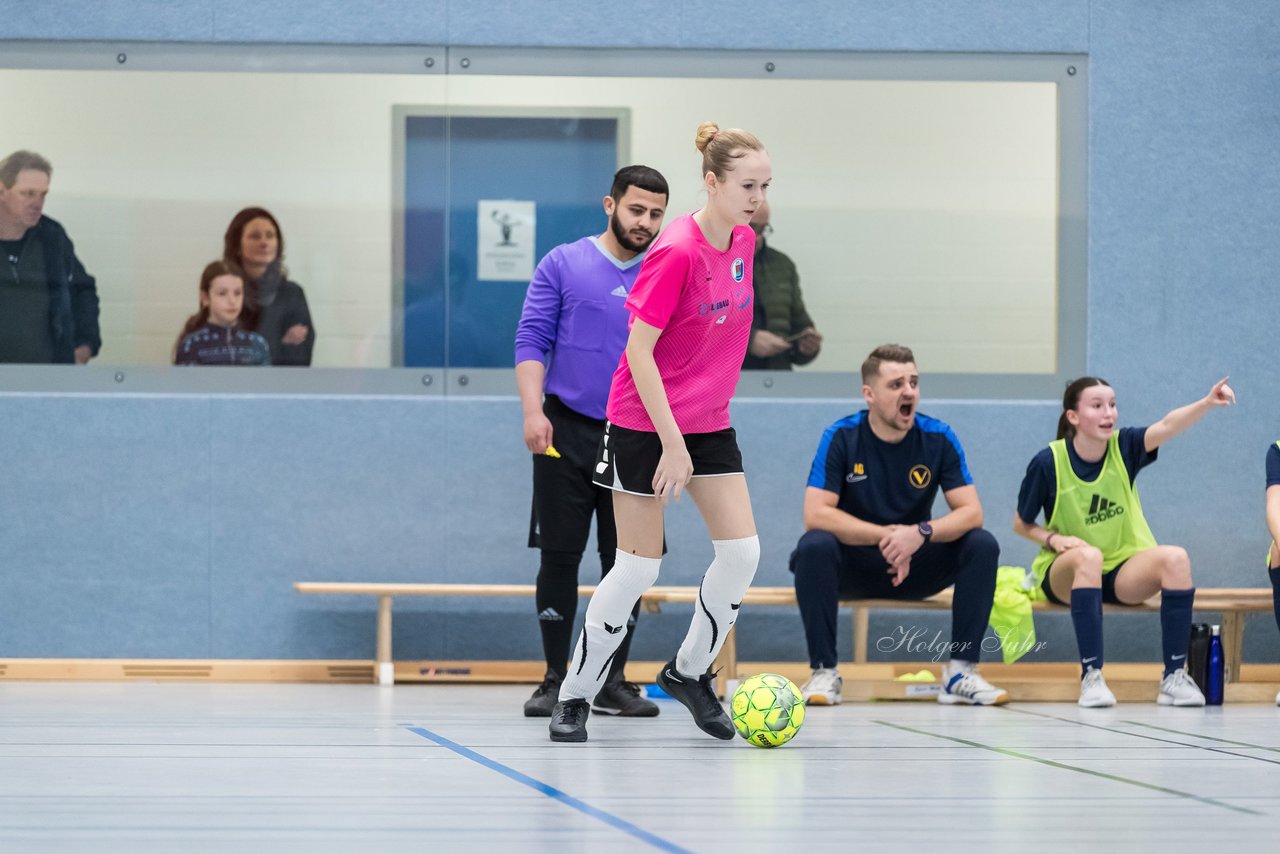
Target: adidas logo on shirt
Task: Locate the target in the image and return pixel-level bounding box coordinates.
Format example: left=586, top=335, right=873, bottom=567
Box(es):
left=1085, top=494, right=1125, bottom=525
left=611, top=285, right=628, bottom=297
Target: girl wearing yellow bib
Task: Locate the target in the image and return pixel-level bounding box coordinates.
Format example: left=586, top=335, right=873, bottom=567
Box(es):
left=1013, top=376, right=1235, bottom=707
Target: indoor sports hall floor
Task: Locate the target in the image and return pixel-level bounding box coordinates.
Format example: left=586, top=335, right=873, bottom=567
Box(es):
left=2, top=682, right=1277, bottom=853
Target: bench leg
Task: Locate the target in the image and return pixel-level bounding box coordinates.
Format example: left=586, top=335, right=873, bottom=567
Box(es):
left=1222, top=611, right=1245, bottom=684
left=376, top=595, right=394, bottom=686
left=853, top=607, right=869, bottom=664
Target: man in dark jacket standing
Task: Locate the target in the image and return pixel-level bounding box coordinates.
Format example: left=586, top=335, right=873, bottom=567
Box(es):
left=0, top=150, right=101, bottom=364
left=741, top=201, right=821, bottom=371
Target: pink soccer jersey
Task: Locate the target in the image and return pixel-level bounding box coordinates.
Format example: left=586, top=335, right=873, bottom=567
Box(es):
left=606, top=213, right=755, bottom=434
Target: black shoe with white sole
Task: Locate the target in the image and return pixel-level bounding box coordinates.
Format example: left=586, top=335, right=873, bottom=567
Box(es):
left=655, top=660, right=734, bottom=740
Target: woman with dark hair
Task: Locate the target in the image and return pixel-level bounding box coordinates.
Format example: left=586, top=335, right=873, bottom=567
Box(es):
left=223, top=207, right=314, bottom=365
left=174, top=261, right=270, bottom=366
left=1012, top=375, right=1234, bottom=707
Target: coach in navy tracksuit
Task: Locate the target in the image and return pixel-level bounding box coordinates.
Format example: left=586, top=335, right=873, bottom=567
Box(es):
left=791, top=344, right=1006, bottom=707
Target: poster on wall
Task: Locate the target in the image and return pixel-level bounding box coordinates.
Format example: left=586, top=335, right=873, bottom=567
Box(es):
left=477, top=200, right=536, bottom=281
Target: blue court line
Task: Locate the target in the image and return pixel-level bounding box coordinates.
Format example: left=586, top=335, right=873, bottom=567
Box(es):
left=875, top=720, right=1261, bottom=815
left=402, top=725, right=693, bottom=853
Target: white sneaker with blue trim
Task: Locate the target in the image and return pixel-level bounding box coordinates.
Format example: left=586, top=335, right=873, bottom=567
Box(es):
left=938, top=662, right=1008, bottom=706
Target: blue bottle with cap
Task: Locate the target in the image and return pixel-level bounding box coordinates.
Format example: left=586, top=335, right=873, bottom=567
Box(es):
left=1205, top=624, right=1224, bottom=706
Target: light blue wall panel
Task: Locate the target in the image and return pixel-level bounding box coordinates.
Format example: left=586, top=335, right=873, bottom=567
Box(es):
left=0, top=397, right=213, bottom=656
left=447, top=1, right=685, bottom=48
left=0, top=392, right=1273, bottom=662
left=0, top=0, right=216, bottom=41
left=208, top=398, right=446, bottom=658
left=2, top=1, right=1089, bottom=51
left=676, top=0, right=1090, bottom=52
left=213, top=0, right=448, bottom=44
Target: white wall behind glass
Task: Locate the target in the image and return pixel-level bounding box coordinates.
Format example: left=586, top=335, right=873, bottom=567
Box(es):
left=444, top=75, right=1059, bottom=374
left=2, top=69, right=1055, bottom=372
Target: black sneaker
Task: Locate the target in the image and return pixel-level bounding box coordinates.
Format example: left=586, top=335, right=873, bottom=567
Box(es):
left=549, top=699, right=590, bottom=743
left=523, top=673, right=562, bottom=718
left=655, top=660, right=734, bottom=740
left=592, top=680, right=660, bottom=717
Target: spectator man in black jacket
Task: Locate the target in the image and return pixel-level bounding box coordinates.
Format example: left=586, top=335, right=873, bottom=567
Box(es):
left=0, top=150, right=101, bottom=364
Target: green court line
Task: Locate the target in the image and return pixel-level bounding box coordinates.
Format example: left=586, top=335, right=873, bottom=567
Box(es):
left=1003, top=706, right=1280, bottom=767
left=1121, top=720, right=1280, bottom=753
left=874, top=720, right=1261, bottom=815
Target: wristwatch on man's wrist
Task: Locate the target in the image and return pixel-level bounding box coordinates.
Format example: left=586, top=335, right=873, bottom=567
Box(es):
left=917, top=521, right=933, bottom=543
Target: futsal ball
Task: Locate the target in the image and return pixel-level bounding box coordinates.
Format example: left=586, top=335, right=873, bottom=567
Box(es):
left=731, top=673, right=805, bottom=748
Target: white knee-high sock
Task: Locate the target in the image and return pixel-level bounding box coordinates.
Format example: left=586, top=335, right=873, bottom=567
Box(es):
left=559, top=550, right=661, bottom=702
left=675, top=535, right=760, bottom=676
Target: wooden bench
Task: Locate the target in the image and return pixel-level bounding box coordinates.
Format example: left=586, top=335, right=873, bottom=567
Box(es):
left=294, top=582, right=724, bottom=685
left=295, top=582, right=1272, bottom=688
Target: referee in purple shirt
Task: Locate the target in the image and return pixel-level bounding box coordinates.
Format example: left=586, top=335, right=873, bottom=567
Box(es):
left=514, top=165, right=669, bottom=717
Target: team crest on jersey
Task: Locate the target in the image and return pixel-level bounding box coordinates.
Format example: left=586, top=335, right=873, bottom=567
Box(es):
left=732, top=257, right=745, bottom=282
left=908, top=465, right=932, bottom=489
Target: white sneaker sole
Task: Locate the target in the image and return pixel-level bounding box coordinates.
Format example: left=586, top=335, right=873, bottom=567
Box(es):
left=1157, top=694, right=1205, bottom=707
left=1078, top=695, right=1116, bottom=708
left=938, top=690, right=1009, bottom=706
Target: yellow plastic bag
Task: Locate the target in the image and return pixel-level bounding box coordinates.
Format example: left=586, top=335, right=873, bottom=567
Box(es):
left=989, top=565, right=1043, bottom=664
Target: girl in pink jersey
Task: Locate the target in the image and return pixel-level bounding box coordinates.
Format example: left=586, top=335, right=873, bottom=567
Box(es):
left=551, top=122, right=770, bottom=743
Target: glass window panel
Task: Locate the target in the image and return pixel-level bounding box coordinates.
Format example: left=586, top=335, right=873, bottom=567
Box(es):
left=0, top=48, right=1081, bottom=397
left=1, top=67, right=447, bottom=368
left=438, top=74, right=1059, bottom=376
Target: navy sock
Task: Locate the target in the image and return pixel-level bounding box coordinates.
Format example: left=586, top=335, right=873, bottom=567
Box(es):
left=1160, top=587, right=1195, bottom=676
left=1270, top=568, right=1280, bottom=636
left=1070, top=587, right=1104, bottom=677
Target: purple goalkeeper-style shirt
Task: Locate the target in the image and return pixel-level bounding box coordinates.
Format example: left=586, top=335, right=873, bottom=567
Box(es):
left=514, top=235, right=646, bottom=420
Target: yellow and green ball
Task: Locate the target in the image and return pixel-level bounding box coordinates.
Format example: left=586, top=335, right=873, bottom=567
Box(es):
left=731, top=673, right=805, bottom=748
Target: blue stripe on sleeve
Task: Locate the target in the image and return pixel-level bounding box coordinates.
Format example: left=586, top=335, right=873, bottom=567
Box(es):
left=916, top=413, right=973, bottom=485
left=807, top=413, right=863, bottom=490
